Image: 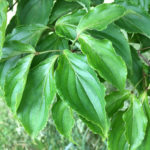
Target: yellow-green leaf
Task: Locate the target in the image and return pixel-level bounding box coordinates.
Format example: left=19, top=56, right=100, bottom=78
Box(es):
left=79, top=33, right=127, bottom=90
left=123, top=96, right=148, bottom=150
left=0, top=0, right=8, bottom=58
left=77, top=3, right=126, bottom=35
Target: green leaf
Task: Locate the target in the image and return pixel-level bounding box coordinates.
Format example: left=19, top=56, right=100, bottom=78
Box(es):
left=52, top=97, right=75, bottom=140
left=115, top=0, right=150, bottom=11
left=6, top=24, right=48, bottom=47
left=7, top=0, right=13, bottom=8
left=1, top=41, right=35, bottom=61
left=65, top=0, right=91, bottom=10
left=143, top=94, right=150, bottom=122
left=4, top=54, right=34, bottom=113
left=88, top=24, right=132, bottom=72
left=32, top=33, right=69, bottom=67
left=0, top=86, right=4, bottom=99
left=139, top=92, right=150, bottom=122
left=0, top=0, right=8, bottom=58
left=17, top=0, right=54, bottom=25
left=6, top=16, right=17, bottom=35
left=108, top=111, right=129, bottom=150
left=123, top=96, right=148, bottom=150
left=79, top=116, right=104, bottom=137
left=106, top=90, right=130, bottom=117
left=79, top=33, right=127, bottom=90
left=136, top=34, right=150, bottom=48
left=17, top=55, right=58, bottom=137
left=128, top=33, right=150, bottom=50
left=49, top=0, right=80, bottom=24
left=36, top=33, right=69, bottom=51
left=137, top=126, right=150, bottom=150
left=55, top=50, right=109, bottom=137
left=91, top=0, right=104, bottom=6
left=137, top=93, right=150, bottom=150
left=55, top=9, right=86, bottom=40
left=0, top=57, right=20, bottom=90
left=116, top=1, right=150, bottom=38
left=134, top=0, right=150, bottom=11
left=0, top=41, right=35, bottom=111
left=129, top=47, right=143, bottom=90
left=0, top=42, right=35, bottom=90
left=77, top=3, right=126, bottom=35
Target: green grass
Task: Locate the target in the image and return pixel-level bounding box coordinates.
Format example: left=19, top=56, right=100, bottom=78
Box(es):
left=0, top=100, right=105, bottom=150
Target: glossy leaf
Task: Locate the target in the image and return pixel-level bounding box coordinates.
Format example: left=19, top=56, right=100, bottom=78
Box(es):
left=88, top=24, right=132, bottom=71
left=77, top=3, right=126, bottom=35
left=55, top=50, right=109, bottom=137
left=123, top=96, right=148, bottom=150
left=79, top=33, right=127, bottom=90
left=115, top=0, right=150, bottom=11
left=79, top=116, right=104, bottom=137
left=0, top=0, right=8, bottom=58
left=17, top=0, right=54, bottom=25
left=0, top=41, right=35, bottom=90
left=116, top=1, right=150, bottom=38
left=1, top=41, right=35, bottom=61
left=108, top=112, right=129, bottom=150
left=4, top=54, right=34, bottom=113
left=6, top=24, right=48, bottom=47
left=49, top=0, right=80, bottom=24
left=1, top=0, right=150, bottom=146
left=137, top=93, right=150, bottom=150
left=55, top=9, right=86, bottom=40
left=17, top=55, right=58, bottom=137
left=137, top=127, right=150, bottom=150
left=106, top=90, right=130, bottom=117
left=52, top=98, right=75, bottom=140
left=0, top=41, right=35, bottom=112
left=143, top=93, right=150, bottom=122
left=65, top=0, right=91, bottom=10
left=0, top=57, right=20, bottom=90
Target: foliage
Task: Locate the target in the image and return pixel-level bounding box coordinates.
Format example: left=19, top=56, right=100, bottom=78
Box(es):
left=0, top=0, right=150, bottom=149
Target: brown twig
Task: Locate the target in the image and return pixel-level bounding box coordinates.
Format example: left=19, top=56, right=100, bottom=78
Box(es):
left=139, top=46, right=150, bottom=53
left=138, top=50, right=150, bottom=66
left=35, top=50, right=62, bottom=55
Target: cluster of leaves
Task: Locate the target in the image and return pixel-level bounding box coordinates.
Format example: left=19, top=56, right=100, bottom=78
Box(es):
left=0, top=0, right=150, bottom=149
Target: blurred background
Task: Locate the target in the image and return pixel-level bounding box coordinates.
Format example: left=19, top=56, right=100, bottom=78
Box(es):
left=0, top=100, right=106, bottom=150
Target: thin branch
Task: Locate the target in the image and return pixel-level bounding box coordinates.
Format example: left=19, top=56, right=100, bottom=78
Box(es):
left=133, top=77, right=144, bottom=91
left=35, top=50, right=62, bottom=55
left=71, top=34, right=80, bottom=51
left=138, top=50, right=150, bottom=66
left=139, top=46, right=150, bottom=53
left=8, top=1, right=18, bottom=11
